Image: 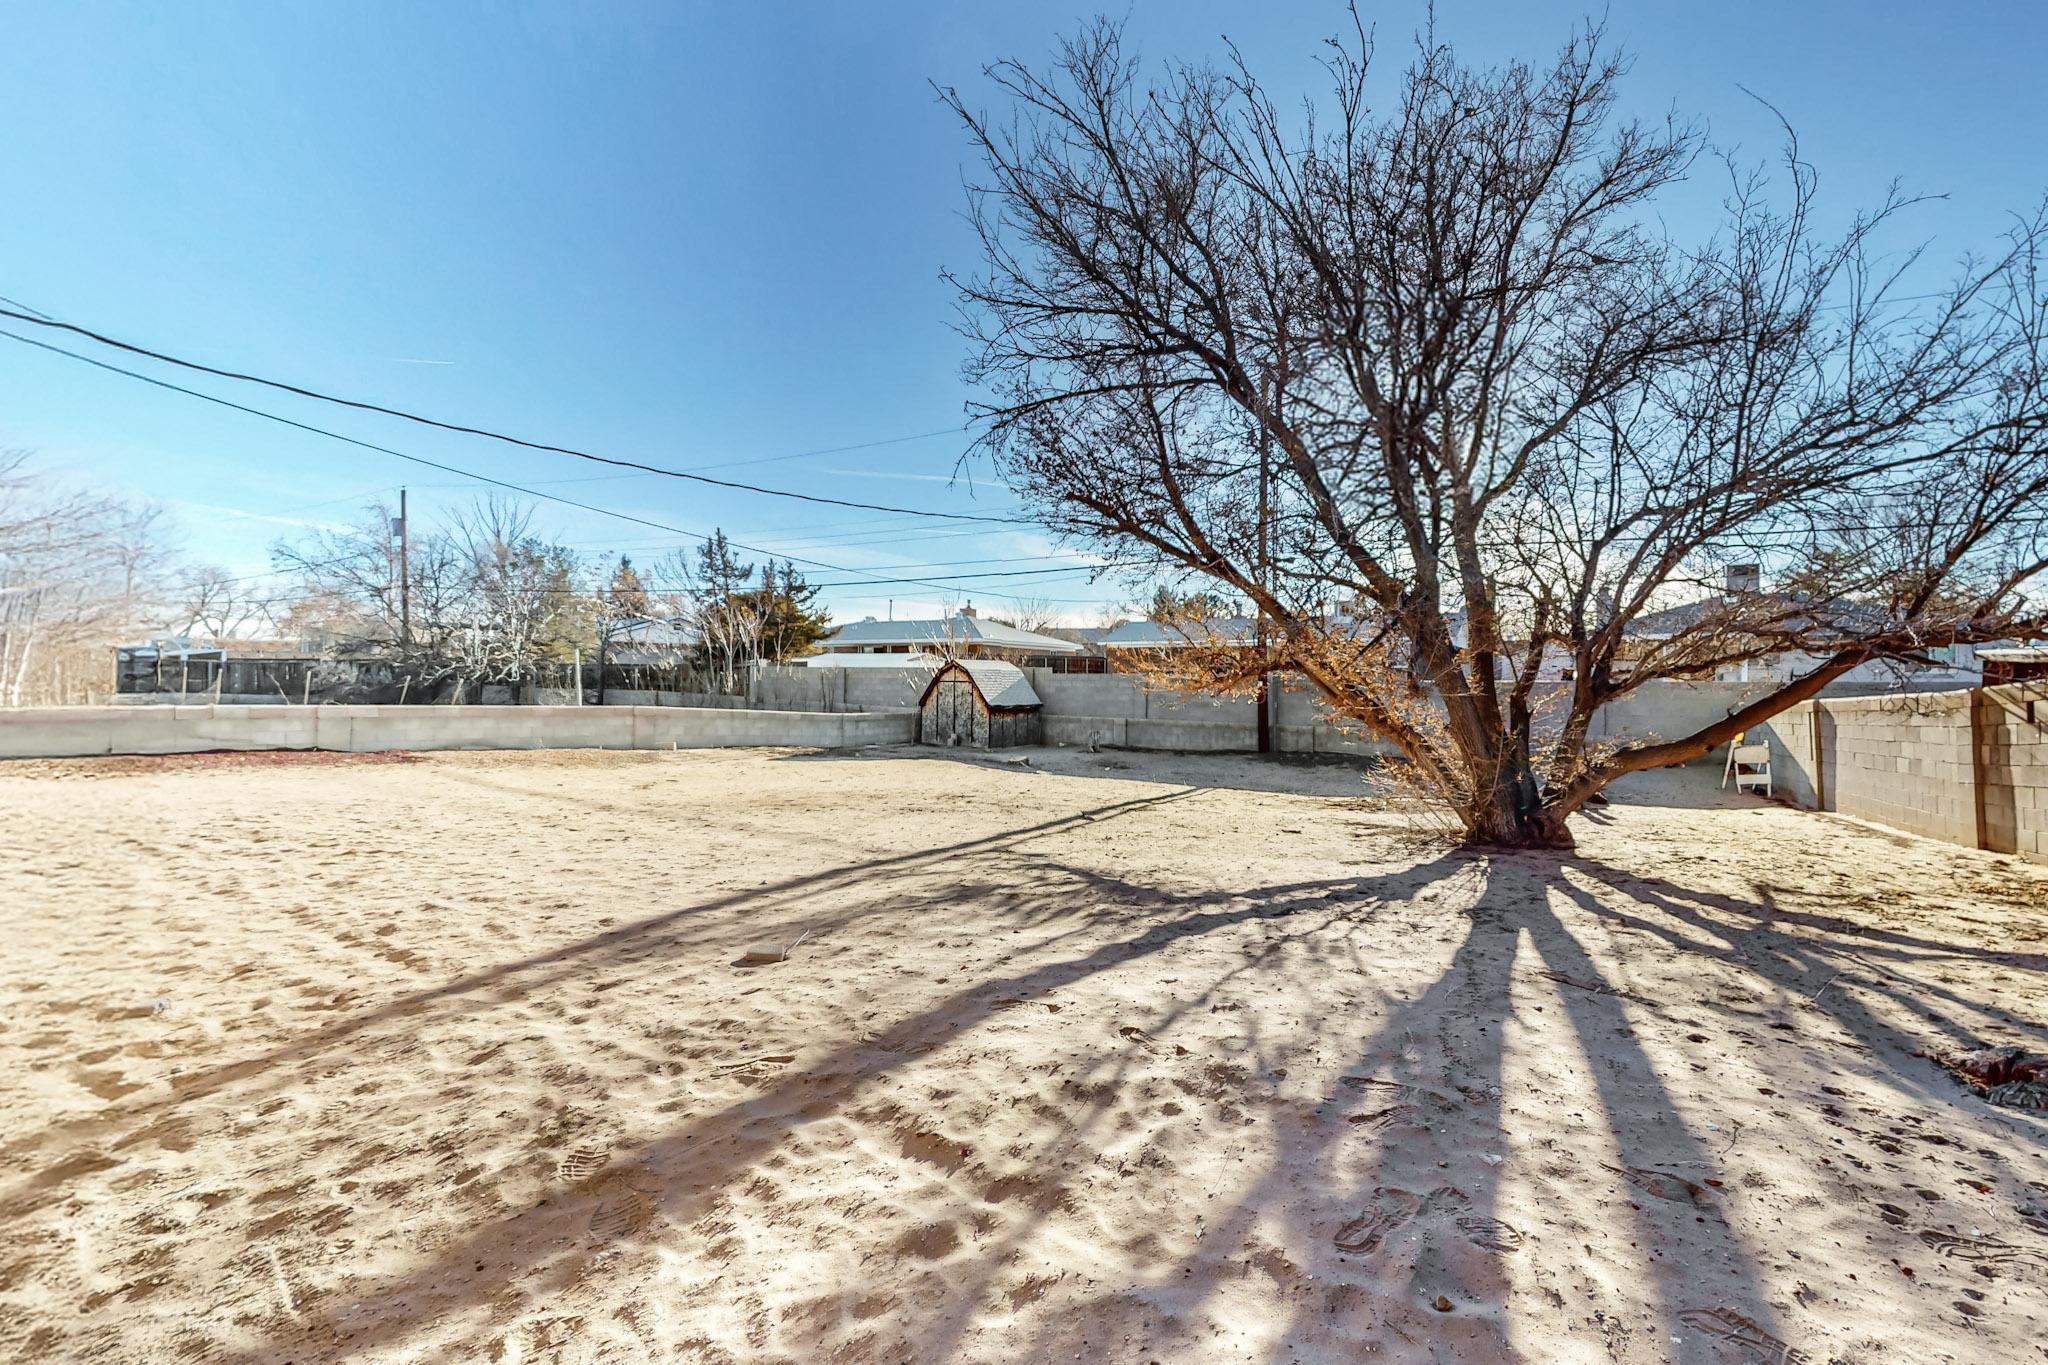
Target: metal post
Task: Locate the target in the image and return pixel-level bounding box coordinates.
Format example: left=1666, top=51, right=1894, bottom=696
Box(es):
left=1969, top=688, right=1990, bottom=850
left=398, top=487, right=411, bottom=645
left=1255, top=401, right=1272, bottom=754
left=1809, top=698, right=1825, bottom=809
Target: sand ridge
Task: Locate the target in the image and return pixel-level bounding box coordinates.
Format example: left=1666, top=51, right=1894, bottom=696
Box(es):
left=1, top=745, right=2044, bottom=1362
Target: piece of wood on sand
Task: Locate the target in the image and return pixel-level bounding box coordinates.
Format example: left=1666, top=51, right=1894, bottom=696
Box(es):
left=736, top=930, right=812, bottom=966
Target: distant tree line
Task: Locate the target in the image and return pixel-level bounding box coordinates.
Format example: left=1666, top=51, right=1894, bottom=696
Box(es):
left=271, top=499, right=829, bottom=698
left=0, top=446, right=832, bottom=707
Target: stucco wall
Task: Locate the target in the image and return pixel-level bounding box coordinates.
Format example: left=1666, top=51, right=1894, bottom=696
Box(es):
left=0, top=704, right=916, bottom=760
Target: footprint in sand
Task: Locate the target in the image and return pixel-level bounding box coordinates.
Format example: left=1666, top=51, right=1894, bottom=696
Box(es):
left=1454, top=1213, right=1524, bottom=1252
left=1918, top=1229, right=2048, bottom=1270
left=67, top=1064, right=147, bottom=1101
left=1334, top=1188, right=1422, bottom=1254
left=1347, top=1104, right=1421, bottom=1133
left=1601, top=1162, right=1713, bottom=1208
left=1675, top=1307, right=1809, bottom=1364
left=711, top=1054, right=795, bottom=1077
left=557, top=1144, right=609, bottom=1182
left=1336, top=1186, right=1521, bottom=1256
left=588, top=1181, right=652, bottom=1240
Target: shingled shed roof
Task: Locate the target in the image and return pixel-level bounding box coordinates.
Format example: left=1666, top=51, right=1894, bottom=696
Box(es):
left=920, top=659, right=1042, bottom=710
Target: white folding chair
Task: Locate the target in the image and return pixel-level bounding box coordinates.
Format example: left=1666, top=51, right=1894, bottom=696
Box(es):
left=1723, top=740, right=1772, bottom=796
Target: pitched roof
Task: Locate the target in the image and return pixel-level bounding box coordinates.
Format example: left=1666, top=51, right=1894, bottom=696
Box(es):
left=1102, top=617, right=1257, bottom=647
left=823, top=614, right=1081, bottom=653
left=793, top=651, right=944, bottom=668
left=930, top=659, right=1042, bottom=709
left=606, top=615, right=698, bottom=666
left=1626, top=593, right=1894, bottom=641
left=610, top=617, right=696, bottom=646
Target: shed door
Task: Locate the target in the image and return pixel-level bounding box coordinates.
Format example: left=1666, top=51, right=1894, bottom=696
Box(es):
left=927, top=678, right=978, bottom=746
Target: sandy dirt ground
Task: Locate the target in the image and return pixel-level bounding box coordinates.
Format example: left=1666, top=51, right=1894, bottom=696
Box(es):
left=2, top=744, right=2045, bottom=1364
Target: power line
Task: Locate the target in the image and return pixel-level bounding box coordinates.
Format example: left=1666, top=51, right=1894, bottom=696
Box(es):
left=0, top=304, right=1022, bottom=525
left=397, top=424, right=978, bottom=487
left=208, top=561, right=1121, bottom=613
left=11, top=305, right=2027, bottom=603
left=0, top=328, right=1110, bottom=606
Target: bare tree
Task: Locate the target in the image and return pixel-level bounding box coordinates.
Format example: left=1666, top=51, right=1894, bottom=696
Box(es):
left=179, top=565, right=271, bottom=640
left=442, top=497, right=581, bottom=691
left=0, top=451, right=180, bottom=704
left=988, top=594, right=1063, bottom=634
left=651, top=531, right=763, bottom=693
left=273, top=495, right=582, bottom=699
left=944, top=17, right=2048, bottom=846
left=270, top=499, right=414, bottom=646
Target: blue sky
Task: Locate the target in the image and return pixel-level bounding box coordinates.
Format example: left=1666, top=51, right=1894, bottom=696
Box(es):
left=3, top=2, right=2044, bottom=624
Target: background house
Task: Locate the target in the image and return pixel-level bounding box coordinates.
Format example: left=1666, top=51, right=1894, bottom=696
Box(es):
left=1101, top=616, right=1256, bottom=672
left=814, top=605, right=1082, bottom=668
left=1622, top=566, right=2003, bottom=693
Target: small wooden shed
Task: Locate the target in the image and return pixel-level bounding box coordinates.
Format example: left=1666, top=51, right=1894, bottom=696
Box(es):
left=918, top=659, right=1043, bottom=749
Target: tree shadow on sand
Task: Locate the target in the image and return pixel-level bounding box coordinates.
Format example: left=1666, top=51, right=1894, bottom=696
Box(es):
left=0, top=788, right=1201, bottom=1186
left=185, top=844, right=1845, bottom=1364
left=182, top=851, right=1485, bottom=1363
left=25, top=792, right=2046, bottom=1364
left=997, top=854, right=1809, bottom=1365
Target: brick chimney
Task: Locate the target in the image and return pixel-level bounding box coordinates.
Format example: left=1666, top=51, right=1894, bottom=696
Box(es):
left=959, top=601, right=977, bottom=618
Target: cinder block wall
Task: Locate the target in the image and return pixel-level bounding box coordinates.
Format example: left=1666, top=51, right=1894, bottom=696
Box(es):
left=1822, top=692, right=1977, bottom=844
left=1579, top=680, right=1783, bottom=745
left=745, top=666, right=931, bottom=713
left=1758, top=685, right=2046, bottom=862
left=1981, top=688, right=2048, bottom=861
left=0, top=705, right=915, bottom=760
left=775, top=666, right=1788, bottom=761
left=1755, top=705, right=1819, bottom=807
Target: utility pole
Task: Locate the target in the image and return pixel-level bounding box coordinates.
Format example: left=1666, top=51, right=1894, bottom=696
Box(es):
left=1255, top=398, right=1272, bottom=754
left=397, top=487, right=411, bottom=644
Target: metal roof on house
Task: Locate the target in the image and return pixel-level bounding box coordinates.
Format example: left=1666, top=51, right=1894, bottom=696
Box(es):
left=1625, top=594, right=1892, bottom=641
left=1102, top=617, right=1257, bottom=647
left=114, top=636, right=321, bottom=660
left=1977, top=647, right=2048, bottom=662
left=605, top=616, right=698, bottom=666
left=610, top=617, right=696, bottom=645
left=794, top=651, right=943, bottom=668
left=931, top=659, right=1042, bottom=709
left=823, top=614, right=1081, bottom=653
